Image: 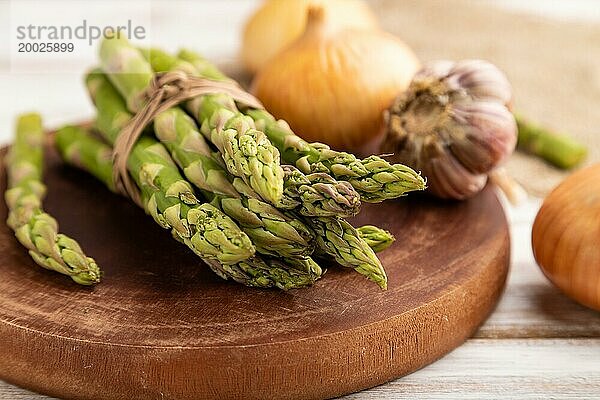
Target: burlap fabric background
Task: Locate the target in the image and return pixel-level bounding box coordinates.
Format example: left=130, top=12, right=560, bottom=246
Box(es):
left=369, top=0, right=600, bottom=196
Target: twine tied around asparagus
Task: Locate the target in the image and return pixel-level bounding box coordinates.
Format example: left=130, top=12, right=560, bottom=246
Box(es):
left=112, top=70, right=264, bottom=206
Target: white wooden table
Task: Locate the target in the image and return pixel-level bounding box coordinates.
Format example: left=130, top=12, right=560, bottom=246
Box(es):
left=1, top=1, right=599, bottom=399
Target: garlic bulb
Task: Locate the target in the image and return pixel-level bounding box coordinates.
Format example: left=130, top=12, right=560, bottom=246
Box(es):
left=242, top=0, right=379, bottom=74
left=383, top=60, right=517, bottom=200
left=532, top=163, right=600, bottom=311
left=251, top=6, right=421, bottom=153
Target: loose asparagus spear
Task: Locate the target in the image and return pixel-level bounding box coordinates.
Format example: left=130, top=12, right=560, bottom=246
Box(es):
left=153, top=108, right=316, bottom=259
left=307, top=216, right=388, bottom=289
left=357, top=225, right=395, bottom=253
left=178, top=49, right=426, bottom=203
left=99, top=35, right=284, bottom=205
left=5, top=113, right=101, bottom=285
left=85, top=72, right=255, bottom=265
left=144, top=47, right=361, bottom=218
left=55, top=125, right=321, bottom=289
left=516, top=115, right=588, bottom=169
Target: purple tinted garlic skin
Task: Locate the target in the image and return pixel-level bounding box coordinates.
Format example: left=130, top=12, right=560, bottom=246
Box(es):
left=383, top=59, right=517, bottom=200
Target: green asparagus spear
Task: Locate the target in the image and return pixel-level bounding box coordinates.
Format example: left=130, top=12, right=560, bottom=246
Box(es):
left=279, top=164, right=360, bottom=218
left=153, top=107, right=316, bottom=259
left=141, top=49, right=283, bottom=204
left=357, top=225, right=395, bottom=253
left=308, top=216, right=387, bottom=289
left=145, top=47, right=361, bottom=218
left=5, top=113, right=101, bottom=285
left=177, top=49, right=426, bottom=203
left=85, top=72, right=255, bottom=265
left=55, top=126, right=115, bottom=191
left=206, top=257, right=320, bottom=290
left=177, top=49, right=230, bottom=81
left=99, top=35, right=284, bottom=205
left=516, top=115, right=588, bottom=169
left=250, top=111, right=426, bottom=202
left=55, top=125, right=320, bottom=289
left=132, top=137, right=256, bottom=264
left=191, top=94, right=285, bottom=204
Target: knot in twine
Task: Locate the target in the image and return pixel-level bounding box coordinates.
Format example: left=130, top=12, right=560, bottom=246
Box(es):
left=112, top=71, right=264, bottom=207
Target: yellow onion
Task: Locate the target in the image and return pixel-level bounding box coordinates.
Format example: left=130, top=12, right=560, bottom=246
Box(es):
left=251, top=6, right=421, bottom=153
left=241, top=0, right=379, bottom=74
left=532, top=163, right=600, bottom=311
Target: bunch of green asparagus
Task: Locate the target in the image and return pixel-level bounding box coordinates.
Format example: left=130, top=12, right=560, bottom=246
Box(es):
left=6, top=34, right=425, bottom=290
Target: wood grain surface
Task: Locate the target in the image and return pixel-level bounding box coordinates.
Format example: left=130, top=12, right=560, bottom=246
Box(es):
left=0, top=141, right=509, bottom=400
left=3, top=339, right=600, bottom=400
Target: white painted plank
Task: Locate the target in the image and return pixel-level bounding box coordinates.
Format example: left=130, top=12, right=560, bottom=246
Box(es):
left=0, top=383, right=55, bottom=400
left=343, top=339, right=600, bottom=400
left=477, top=260, right=600, bottom=338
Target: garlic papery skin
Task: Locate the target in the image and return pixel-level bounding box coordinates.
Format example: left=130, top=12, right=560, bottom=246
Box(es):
left=251, top=6, right=421, bottom=154
left=383, top=60, right=517, bottom=200
left=532, top=163, right=600, bottom=311
left=241, top=0, right=379, bottom=74
left=445, top=59, right=513, bottom=105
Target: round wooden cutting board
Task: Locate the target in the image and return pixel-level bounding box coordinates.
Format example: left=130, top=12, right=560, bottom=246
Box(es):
left=0, top=143, right=509, bottom=400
